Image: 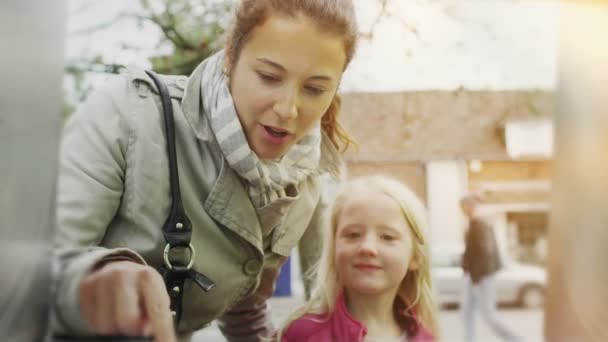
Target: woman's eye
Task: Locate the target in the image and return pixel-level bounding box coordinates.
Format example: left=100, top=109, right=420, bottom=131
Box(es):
left=257, top=72, right=280, bottom=83
left=304, top=85, right=326, bottom=96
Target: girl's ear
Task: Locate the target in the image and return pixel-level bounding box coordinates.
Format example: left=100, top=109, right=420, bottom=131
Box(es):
left=408, top=252, right=421, bottom=271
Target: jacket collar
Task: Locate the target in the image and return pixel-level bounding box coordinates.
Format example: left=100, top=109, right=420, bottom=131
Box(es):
left=328, top=292, right=433, bottom=341
left=203, top=159, right=264, bottom=254
left=334, top=292, right=365, bottom=330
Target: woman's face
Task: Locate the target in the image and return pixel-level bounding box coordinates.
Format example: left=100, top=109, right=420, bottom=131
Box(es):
left=229, top=13, right=346, bottom=160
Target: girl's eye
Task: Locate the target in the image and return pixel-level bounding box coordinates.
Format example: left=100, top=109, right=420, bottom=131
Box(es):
left=344, top=231, right=361, bottom=239
left=381, top=234, right=396, bottom=241
left=304, top=85, right=326, bottom=96
left=257, top=72, right=280, bottom=83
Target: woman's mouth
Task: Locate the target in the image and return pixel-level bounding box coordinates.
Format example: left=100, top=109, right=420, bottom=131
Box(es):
left=260, top=124, right=291, bottom=145
left=263, top=125, right=289, bottom=137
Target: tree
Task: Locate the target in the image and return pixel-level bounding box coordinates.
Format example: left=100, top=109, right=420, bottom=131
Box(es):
left=64, top=0, right=232, bottom=114
left=139, top=0, right=233, bottom=75
left=64, top=0, right=410, bottom=114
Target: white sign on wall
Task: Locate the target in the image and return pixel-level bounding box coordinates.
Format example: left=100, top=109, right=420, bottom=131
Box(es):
left=505, top=119, right=554, bottom=158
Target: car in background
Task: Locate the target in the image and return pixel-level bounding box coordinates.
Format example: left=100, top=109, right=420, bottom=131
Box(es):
left=431, top=243, right=546, bottom=308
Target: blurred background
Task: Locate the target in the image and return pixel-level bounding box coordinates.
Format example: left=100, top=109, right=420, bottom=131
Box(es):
left=1, top=0, right=607, bottom=341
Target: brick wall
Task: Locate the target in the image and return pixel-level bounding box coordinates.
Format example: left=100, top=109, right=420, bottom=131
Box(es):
left=339, top=90, right=554, bottom=161
left=345, top=161, right=427, bottom=201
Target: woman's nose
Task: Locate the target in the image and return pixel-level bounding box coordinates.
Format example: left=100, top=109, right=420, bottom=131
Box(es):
left=273, top=87, right=298, bottom=120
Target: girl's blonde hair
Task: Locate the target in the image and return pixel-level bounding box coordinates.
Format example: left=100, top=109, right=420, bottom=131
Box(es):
left=224, top=0, right=358, bottom=152
left=281, top=175, right=440, bottom=337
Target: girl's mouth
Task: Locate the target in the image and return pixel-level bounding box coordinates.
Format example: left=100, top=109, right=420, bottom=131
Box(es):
left=353, top=263, right=382, bottom=271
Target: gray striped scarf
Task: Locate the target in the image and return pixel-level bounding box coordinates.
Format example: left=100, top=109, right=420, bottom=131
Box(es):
left=200, top=51, right=321, bottom=208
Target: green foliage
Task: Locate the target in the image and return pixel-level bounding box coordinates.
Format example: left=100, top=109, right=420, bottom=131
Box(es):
left=140, top=0, right=233, bottom=75
left=64, top=0, right=233, bottom=115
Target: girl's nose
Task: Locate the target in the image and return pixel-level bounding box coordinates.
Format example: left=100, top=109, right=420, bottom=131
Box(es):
left=273, top=87, right=298, bottom=120
left=357, top=235, right=378, bottom=256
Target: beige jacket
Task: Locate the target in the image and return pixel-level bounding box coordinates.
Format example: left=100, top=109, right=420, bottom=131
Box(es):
left=52, top=61, right=342, bottom=341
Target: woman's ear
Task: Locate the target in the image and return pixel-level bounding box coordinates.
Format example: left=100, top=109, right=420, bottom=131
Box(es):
left=223, top=59, right=231, bottom=76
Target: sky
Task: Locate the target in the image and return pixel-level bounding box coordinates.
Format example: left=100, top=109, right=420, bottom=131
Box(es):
left=66, top=0, right=559, bottom=92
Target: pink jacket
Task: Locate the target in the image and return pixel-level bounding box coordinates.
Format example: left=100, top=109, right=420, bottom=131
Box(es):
left=282, top=294, right=434, bottom=342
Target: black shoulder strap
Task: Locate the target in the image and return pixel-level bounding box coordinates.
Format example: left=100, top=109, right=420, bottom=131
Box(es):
left=144, top=72, right=190, bottom=246
left=144, top=70, right=215, bottom=327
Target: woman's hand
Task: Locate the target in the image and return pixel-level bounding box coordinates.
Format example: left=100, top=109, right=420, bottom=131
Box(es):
left=79, top=261, right=176, bottom=342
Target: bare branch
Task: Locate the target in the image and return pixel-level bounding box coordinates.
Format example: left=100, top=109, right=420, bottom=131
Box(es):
left=140, top=0, right=197, bottom=51
left=359, top=0, right=388, bottom=39
left=360, top=0, right=420, bottom=40
left=65, top=60, right=127, bottom=75
left=165, top=8, right=197, bottom=50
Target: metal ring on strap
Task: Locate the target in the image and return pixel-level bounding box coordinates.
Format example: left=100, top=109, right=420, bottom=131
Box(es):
left=163, top=243, right=196, bottom=271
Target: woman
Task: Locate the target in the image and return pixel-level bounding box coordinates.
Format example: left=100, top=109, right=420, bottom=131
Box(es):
left=52, top=0, right=358, bottom=341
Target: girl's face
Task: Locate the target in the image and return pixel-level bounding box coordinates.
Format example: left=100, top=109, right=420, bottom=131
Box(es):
left=229, top=13, right=346, bottom=160
left=335, top=188, right=417, bottom=297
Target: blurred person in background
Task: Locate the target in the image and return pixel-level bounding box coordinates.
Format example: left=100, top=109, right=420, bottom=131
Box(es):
left=460, top=194, right=521, bottom=342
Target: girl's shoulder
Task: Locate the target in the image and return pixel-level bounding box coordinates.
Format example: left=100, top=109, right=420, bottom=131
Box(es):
left=282, top=313, right=331, bottom=341
left=411, top=325, right=435, bottom=342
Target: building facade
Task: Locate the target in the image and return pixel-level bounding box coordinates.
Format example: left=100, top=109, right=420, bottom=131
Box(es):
left=340, top=90, right=554, bottom=265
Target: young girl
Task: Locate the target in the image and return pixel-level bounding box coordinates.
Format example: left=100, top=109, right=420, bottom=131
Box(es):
left=282, top=176, right=439, bottom=341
